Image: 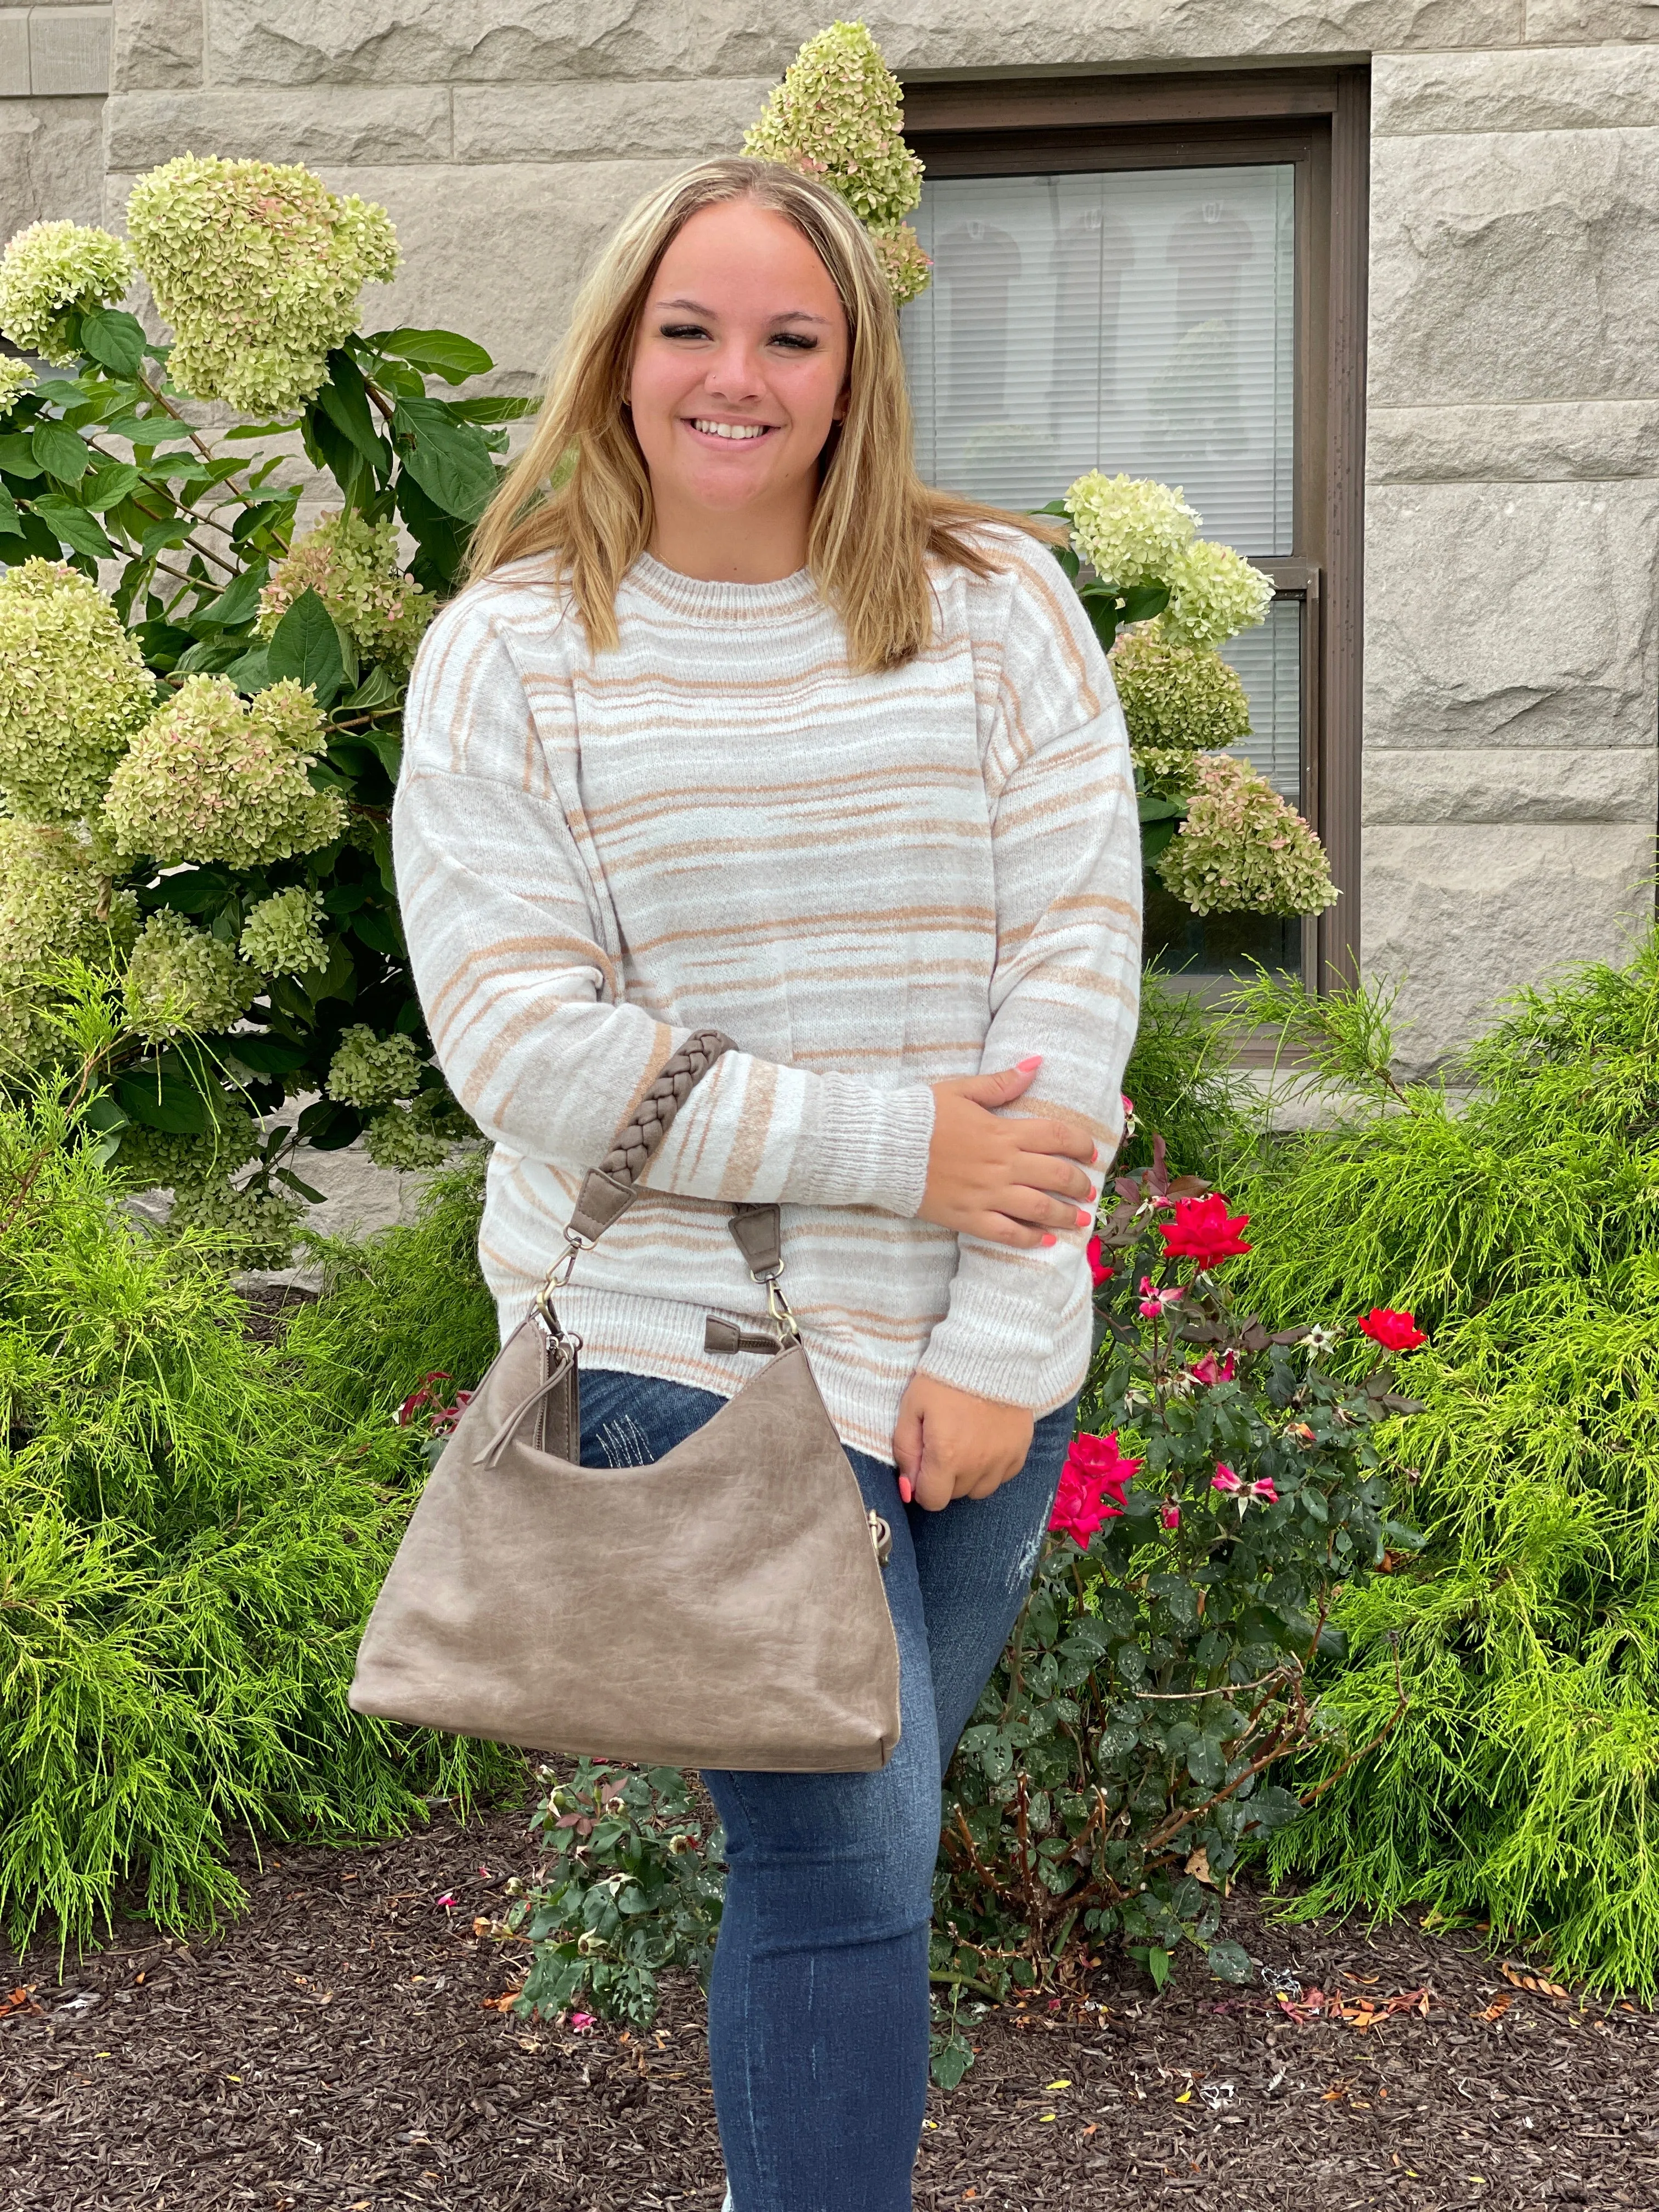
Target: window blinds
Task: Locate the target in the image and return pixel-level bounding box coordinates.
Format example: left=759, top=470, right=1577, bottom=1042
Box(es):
left=904, top=162, right=1301, bottom=799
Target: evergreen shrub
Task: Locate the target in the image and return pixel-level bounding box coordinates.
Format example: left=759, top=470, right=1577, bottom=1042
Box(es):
left=1231, top=938, right=1659, bottom=1995
left=0, top=1084, right=514, bottom=1949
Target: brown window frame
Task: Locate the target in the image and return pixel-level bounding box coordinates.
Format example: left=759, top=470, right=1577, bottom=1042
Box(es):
left=899, top=67, right=1370, bottom=992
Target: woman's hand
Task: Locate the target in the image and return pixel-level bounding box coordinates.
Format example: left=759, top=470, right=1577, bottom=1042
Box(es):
left=893, top=1375, right=1035, bottom=1510
left=919, top=1057, right=1098, bottom=1247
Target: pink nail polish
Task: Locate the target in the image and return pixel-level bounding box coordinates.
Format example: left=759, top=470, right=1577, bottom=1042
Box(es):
left=1075, top=1208, right=1090, bottom=1228
left=898, top=1475, right=913, bottom=1504
left=1041, top=1232, right=1058, bottom=1247
left=1017, top=1054, right=1042, bottom=1072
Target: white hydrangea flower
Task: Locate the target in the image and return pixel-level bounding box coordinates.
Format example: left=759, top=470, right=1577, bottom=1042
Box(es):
left=0, top=354, right=35, bottom=415
left=1110, top=628, right=1252, bottom=778
left=0, top=560, right=157, bottom=824
left=1064, top=472, right=1199, bottom=593
left=258, top=511, right=433, bottom=670
left=0, top=222, right=136, bottom=365
left=325, top=1024, right=422, bottom=1110
left=1159, top=539, right=1274, bottom=651
left=126, top=156, right=399, bottom=413
left=122, top=908, right=257, bottom=1042
left=0, top=819, right=138, bottom=1070
left=239, top=887, right=329, bottom=977
left=1156, top=754, right=1338, bottom=918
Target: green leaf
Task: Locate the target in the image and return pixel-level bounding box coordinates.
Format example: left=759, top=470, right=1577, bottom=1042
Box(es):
left=138, top=517, right=189, bottom=558
left=1120, top=580, right=1172, bottom=625
left=0, top=432, right=44, bottom=479
left=222, top=645, right=272, bottom=695
left=80, top=307, right=148, bottom=378
left=1204, top=1938, right=1254, bottom=1984
left=392, top=396, right=499, bottom=521
left=114, top=1068, right=218, bottom=1135
left=194, top=559, right=269, bottom=630
left=32, top=422, right=92, bottom=483
left=264, top=586, right=344, bottom=706
left=274, top=1166, right=329, bottom=1204
left=30, top=495, right=115, bottom=560
left=352, top=905, right=405, bottom=957
left=223, top=1032, right=312, bottom=1074
left=448, top=394, right=540, bottom=424
left=101, top=414, right=195, bottom=447
left=372, top=327, right=494, bottom=384
left=82, top=461, right=142, bottom=511
left=315, top=350, right=387, bottom=474
left=0, top=484, right=20, bottom=539
left=342, top=663, right=403, bottom=713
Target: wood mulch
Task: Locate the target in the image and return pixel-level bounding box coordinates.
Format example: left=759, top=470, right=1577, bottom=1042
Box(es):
left=3, top=1791, right=1655, bottom=2212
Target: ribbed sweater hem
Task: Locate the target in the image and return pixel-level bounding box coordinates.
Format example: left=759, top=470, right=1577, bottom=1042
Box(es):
left=494, top=1284, right=1091, bottom=1468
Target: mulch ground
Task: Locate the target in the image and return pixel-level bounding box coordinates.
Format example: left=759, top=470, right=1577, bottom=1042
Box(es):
left=5, top=1793, right=1656, bottom=2212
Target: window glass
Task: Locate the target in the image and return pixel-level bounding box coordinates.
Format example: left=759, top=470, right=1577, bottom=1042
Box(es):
left=904, top=161, right=1303, bottom=979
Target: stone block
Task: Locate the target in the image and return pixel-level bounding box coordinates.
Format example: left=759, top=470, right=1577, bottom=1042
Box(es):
left=1363, top=823, right=1654, bottom=1071
left=1370, top=128, right=1659, bottom=405
left=1362, top=746, right=1657, bottom=825
left=1365, top=478, right=1659, bottom=751
left=298, top=158, right=681, bottom=385
left=0, top=94, right=104, bottom=222
left=1376, top=43, right=1659, bottom=134
left=111, top=0, right=201, bottom=91
left=204, top=0, right=1520, bottom=89
left=107, top=85, right=453, bottom=168
left=452, top=77, right=776, bottom=164
left=1526, top=0, right=1659, bottom=35
left=0, top=13, right=30, bottom=95
left=1369, top=399, right=1659, bottom=483
left=29, top=4, right=109, bottom=94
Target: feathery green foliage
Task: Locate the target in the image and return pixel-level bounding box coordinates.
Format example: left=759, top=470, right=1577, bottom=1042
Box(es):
left=1229, top=938, right=1659, bottom=1993
left=1119, top=967, right=1252, bottom=1183
left=0, top=1097, right=513, bottom=1950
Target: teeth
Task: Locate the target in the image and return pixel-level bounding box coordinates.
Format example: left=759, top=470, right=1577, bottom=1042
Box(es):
left=692, top=420, right=768, bottom=440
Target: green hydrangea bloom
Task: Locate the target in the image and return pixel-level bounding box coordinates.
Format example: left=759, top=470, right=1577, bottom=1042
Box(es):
left=0, top=354, right=35, bottom=415
left=257, top=511, right=433, bottom=671
left=107, top=1113, right=261, bottom=1197
left=1156, top=754, right=1338, bottom=918
left=744, top=20, right=929, bottom=305
left=326, top=1024, right=422, bottom=1110
left=1110, top=629, right=1252, bottom=768
left=1159, top=539, right=1274, bottom=652
left=364, top=1094, right=462, bottom=1172
left=125, top=156, right=399, bottom=413
left=0, top=222, right=136, bottom=365
left=0, top=819, right=137, bottom=1069
left=1064, top=473, right=1199, bottom=594
left=123, top=909, right=257, bottom=1042
left=239, top=887, right=329, bottom=977
left=168, top=1175, right=302, bottom=1271
left=0, top=560, right=157, bottom=823
left=103, top=675, right=347, bottom=869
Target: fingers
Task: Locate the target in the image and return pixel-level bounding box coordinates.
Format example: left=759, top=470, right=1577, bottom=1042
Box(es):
left=950, top=1057, right=1042, bottom=1110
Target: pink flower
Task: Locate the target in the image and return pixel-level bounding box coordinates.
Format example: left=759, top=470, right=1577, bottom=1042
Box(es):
left=1121, top=1093, right=1138, bottom=1136
left=1357, top=1306, right=1427, bottom=1353
left=568, top=2011, right=596, bottom=2033
left=1188, top=1351, right=1237, bottom=1388
left=1211, top=1465, right=1243, bottom=1494
left=1137, top=1274, right=1183, bottom=1318
left=1050, top=1431, right=1143, bottom=1546
left=1250, top=1477, right=1279, bottom=1504
left=1086, top=1234, right=1114, bottom=1288
left=1159, top=1193, right=1252, bottom=1269
left=1160, top=1503, right=1181, bottom=1531
left=436, top=1892, right=456, bottom=1908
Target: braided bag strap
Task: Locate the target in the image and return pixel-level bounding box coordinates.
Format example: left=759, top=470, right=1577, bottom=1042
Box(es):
left=599, top=1027, right=736, bottom=1186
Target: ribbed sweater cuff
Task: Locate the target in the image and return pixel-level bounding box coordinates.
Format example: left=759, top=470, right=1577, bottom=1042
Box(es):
left=916, top=1273, right=1071, bottom=1409
left=794, top=1076, right=935, bottom=1217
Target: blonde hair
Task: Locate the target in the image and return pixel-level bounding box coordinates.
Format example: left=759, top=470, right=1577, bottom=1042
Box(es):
left=465, top=156, right=1060, bottom=673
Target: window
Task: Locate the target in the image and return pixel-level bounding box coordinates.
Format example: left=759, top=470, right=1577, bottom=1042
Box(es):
left=900, top=71, right=1369, bottom=990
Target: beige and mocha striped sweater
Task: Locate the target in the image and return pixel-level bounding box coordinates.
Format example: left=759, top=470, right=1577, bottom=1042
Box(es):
left=394, top=529, right=1141, bottom=1463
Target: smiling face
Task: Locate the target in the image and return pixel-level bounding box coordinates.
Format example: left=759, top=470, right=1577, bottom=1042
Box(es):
left=627, top=197, right=851, bottom=571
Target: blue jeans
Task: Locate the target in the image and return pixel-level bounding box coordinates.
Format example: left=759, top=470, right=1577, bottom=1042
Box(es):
left=578, top=1368, right=1077, bottom=2212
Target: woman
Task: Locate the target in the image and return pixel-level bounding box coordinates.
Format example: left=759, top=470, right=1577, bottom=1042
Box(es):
left=396, top=156, right=1140, bottom=2210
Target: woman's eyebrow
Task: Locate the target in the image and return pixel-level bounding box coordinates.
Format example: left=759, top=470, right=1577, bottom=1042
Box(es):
left=653, top=296, right=832, bottom=326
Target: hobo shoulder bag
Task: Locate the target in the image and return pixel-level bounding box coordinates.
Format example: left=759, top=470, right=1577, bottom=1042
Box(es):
left=348, top=1029, right=902, bottom=1771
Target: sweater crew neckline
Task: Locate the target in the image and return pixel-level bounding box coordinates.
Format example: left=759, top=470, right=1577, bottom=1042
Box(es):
left=625, top=550, right=822, bottom=624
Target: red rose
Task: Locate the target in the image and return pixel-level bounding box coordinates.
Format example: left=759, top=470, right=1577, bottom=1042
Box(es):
left=1049, top=1431, right=1142, bottom=1545
left=1158, top=1192, right=1252, bottom=1269
left=1358, top=1306, right=1427, bottom=1353
left=1086, top=1234, right=1114, bottom=1288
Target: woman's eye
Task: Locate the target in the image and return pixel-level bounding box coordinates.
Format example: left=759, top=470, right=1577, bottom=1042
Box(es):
left=771, top=333, right=817, bottom=352
left=659, top=323, right=708, bottom=341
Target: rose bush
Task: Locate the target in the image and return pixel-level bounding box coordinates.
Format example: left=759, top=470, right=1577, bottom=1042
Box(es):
left=930, top=1137, right=1421, bottom=2008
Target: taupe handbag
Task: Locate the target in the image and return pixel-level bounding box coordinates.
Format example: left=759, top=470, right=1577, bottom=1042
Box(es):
left=348, top=1030, right=902, bottom=1771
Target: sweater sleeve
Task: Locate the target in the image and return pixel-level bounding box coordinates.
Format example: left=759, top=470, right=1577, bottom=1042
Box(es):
left=914, top=551, right=1143, bottom=1408
left=392, top=590, right=935, bottom=1217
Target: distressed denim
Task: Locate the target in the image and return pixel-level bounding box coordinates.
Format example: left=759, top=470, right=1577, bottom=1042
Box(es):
left=578, top=1368, right=1076, bottom=2212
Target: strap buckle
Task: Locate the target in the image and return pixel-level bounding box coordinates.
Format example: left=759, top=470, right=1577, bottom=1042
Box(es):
left=533, top=1228, right=592, bottom=1327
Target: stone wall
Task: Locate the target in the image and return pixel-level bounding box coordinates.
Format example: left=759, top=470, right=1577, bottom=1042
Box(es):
left=0, top=4, right=109, bottom=227
left=7, top=1, right=1657, bottom=1068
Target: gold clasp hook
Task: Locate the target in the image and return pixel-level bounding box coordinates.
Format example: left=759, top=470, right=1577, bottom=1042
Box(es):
left=765, top=1273, right=801, bottom=1346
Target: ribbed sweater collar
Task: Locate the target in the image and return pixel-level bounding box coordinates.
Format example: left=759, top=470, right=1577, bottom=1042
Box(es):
left=623, top=550, right=822, bottom=625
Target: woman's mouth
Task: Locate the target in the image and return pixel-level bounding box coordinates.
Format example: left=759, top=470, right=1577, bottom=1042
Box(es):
left=685, top=418, right=775, bottom=442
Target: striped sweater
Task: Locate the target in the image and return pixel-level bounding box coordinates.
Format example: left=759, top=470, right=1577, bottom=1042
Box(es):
left=394, top=529, right=1142, bottom=1463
